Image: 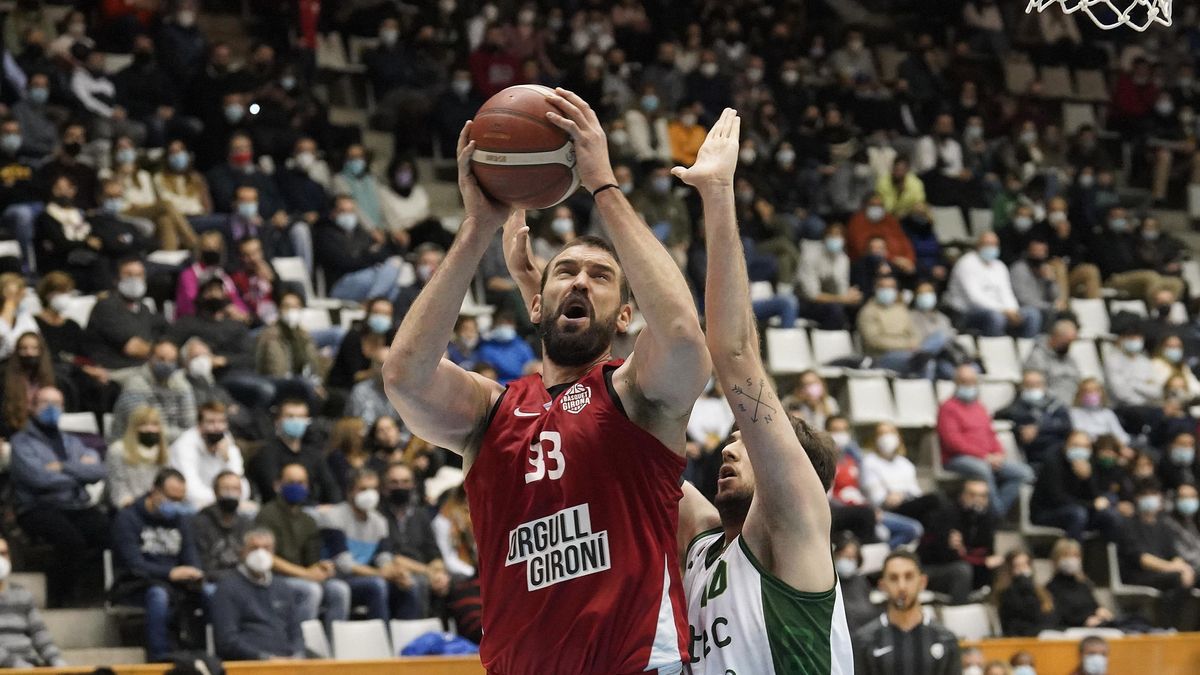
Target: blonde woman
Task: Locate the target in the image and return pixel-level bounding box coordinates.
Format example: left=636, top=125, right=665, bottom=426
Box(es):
left=1068, top=378, right=1129, bottom=445
left=1151, top=334, right=1200, bottom=397
left=106, top=405, right=168, bottom=508
left=1045, top=538, right=1113, bottom=629
left=781, top=369, right=840, bottom=429
left=861, top=422, right=946, bottom=547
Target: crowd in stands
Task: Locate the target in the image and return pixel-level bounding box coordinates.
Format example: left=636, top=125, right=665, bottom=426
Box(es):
left=0, top=0, right=1195, bottom=669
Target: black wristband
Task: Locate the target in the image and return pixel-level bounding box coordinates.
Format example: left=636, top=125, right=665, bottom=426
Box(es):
left=591, top=183, right=620, bottom=197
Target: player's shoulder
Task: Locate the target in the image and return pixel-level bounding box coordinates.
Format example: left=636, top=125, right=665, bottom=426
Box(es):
left=685, top=526, right=724, bottom=559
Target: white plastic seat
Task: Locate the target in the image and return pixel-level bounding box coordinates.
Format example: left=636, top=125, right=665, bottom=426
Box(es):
left=58, top=412, right=99, bottom=435
left=301, top=619, right=331, bottom=659
left=390, top=618, right=444, bottom=655
left=1070, top=298, right=1110, bottom=338
left=811, top=329, right=856, bottom=365
left=954, top=334, right=977, bottom=358
left=1040, top=65, right=1074, bottom=98
left=0, top=240, right=20, bottom=258
left=60, top=295, right=97, bottom=329
left=977, top=336, right=1021, bottom=382
left=930, top=206, right=969, bottom=243
left=1074, top=69, right=1109, bottom=102
left=979, top=381, right=1016, bottom=414
left=937, top=603, right=996, bottom=640
left=967, top=208, right=994, bottom=237
left=1005, top=61, right=1037, bottom=95
left=1107, top=542, right=1161, bottom=601
left=765, top=328, right=814, bottom=375
left=331, top=619, right=392, bottom=660
left=935, top=379, right=956, bottom=403
left=857, top=542, right=891, bottom=576
left=1108, top=299, right=1148, bottom=317
left=893, top=378, right=938, bottom=428
left=1016, top=337, right=1035, bottom=361
left=1020, top=484, right=1067, bottom=538
left=146, top=249, right=191, bottom=266
left=339, top=308, right=366, bottom=330
left=1062, top=102, right=1097, bottom=134
left=847, top=376, right=896, bottom=425
left=1069, top=339, right=1104, bottom=382
left=299, top=307, right=332, bottom=332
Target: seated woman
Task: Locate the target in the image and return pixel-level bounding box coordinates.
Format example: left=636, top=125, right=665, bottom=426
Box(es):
left=860, top=421, right=947, bottom=547
left=254, top=289, right=324, bottom=405
left=1069, top=378, right=1130, bottom=445
left=993, top=548, right=1057, bottom=637
left=833, top=533, right=877, bottom=632
left=1045, top=538, right=1115, bottom=630
left=780, top=369, right=840, bottom=430
left=325, top=416, right=368, bottom=496
left=364, top=415, right=409, bottom=476
left=1149, top=374, right=1198, bottom=451
left=105, top=405, right=168, bottom=509
left=1030, top=430, right=1120, bottom=542
left=1151, top=334, right=1200, bottom=397
left=34, top=271, right=117, bottom=415
left=174, top=230, right=250, bottom=320
left=103, top=135, right=198, bottom=251
left=1164, top=483, right=1200, bottom=582
left=0, top=332, right=58, bottom=438
left=152, top=138, right=223, bottom=233
left=0, top=273, right=40, bottom=362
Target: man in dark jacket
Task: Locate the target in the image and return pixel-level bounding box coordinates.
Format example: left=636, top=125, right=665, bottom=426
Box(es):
left=917, top=478, right=1002, bottom=604
left=854, top=551, right=961, bottom=675
left=85, top=257, right=166, bottom=372
left=193, top=470, right=254, bottom=582
left=996, top=369, right=1073, bottom=467
left=111, top=468, right=204, bottom=662
left=379, top=462, right=450, bottom=620
left=9, top=387, right=108, bottom=608
left=204, top=133, right=287, bottom=215
left=210, top=528, right=305, bottom=661
left=314, top=195, right=402, bottom=303
left=247, top=399, right=342, bottom=505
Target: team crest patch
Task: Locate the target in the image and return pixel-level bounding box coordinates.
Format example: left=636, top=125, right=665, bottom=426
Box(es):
left=561, top=383, right=592, bottom=414
left=930, top=643, right=945, bottom=660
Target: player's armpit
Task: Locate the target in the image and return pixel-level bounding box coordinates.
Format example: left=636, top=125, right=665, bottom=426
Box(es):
left=383, top=358, right=503, bottom=458
left=616, top=321, right=711, bottom=422
left=677, top=480, right=721, bottom=562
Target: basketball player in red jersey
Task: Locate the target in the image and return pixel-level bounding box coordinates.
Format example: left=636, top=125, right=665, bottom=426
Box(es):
left=382, top=87, right=710, bottom=675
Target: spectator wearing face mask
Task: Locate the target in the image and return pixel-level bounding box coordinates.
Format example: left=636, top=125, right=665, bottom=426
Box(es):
left=1046, top=538, right=1114, bottom=630
left=797, top=223, right=861, bottom=330
left=314, top=469, right=393, bottom=622
left=86, top=257, right=166, bottom=373
left=433, top=69, right=484, bottom=159
left=155, top=0, right=208, bottom=95
left=275, top=137, right=331, bottom=220
left=1023, top=318, right=1082, bottom=404
left=193, top=470, right=255, bottom=584
left=316, top=195, right=405, bottom=304
left=110, top=468, right=204, bottom=662
left=152, top=139, right=217, bottom=224
left=345, top=339, right=403, bottom=440
left=205, top=133, right=286, bottom=216
left=1069, top=378, right=1130, bottom=446
left=1105, top=318, right=1163, bottom=429
left=1163, top=482, right=1200, bottom=580
left=1151, top=333, right=1200, bottom=396
left=102, top=137, right=197, bottom=251
left=1069, top=636, right=1111, bottom=675
left=110, top=339, right=196, bottom=444
left=781, top=370, right=840, bottom=430
left=845, top=193, right=916, bottom=271
left=36, top=123, right=99, bottom=209
left=35, top=174, right=115, bottom=292
left=997, top=370, right=1073, bottom=466
left=254, top=291, right=323, bottom=400
left=169, top=401, right=247, bottom=510
left=9, top=74, right=55, bottom=162
left=631, top=163, right=691, bottom=261
left=476, top=311, right=536, bottom=384
left=333, top=145, right=393, bottom=234
left=946, top=231, right=1042, bottom=337
left=533, top=206, right=578, bottom=262
left=862, top=422, right=946, bottom=546
left=210, top=527, right=305, bottom=661
left=857, top=275, right=924, bottom=375
left=180, top=337, right=263, bottom=442
left=0, top=535, right=66, bottom=668
left=0, top=275, right=39, bottom=364
left=919, top=478, right=1003, bottom=603
left=1031, top=431, right=1121, bottom=541
left=106, top=404, right=170, bottom=509
left=876, top=157, right=926, bottom=218
left=328, top=297, right=395, bottom=390
left=1115, top=481, right=1196, bottom=624
left=0, top=331, right=58, bottom=440
left=832, top=534, right=876, bottom=631
left=70, top=45, right=147, bottom=143
left=666, top=103, right=705, bottom=166
left=379, top=462, right=451, bottom=620
left=624, top=85, right=674, bottom=165
left=394, top=243, right=446, bottom=323
left=994, top=549, right=1056, bottom=637
left=1010, top=238, right=1066, bottom=324
left=1093, top=207, right=1185, bottom=304
left=247, top=399, right=341, bottom=506
left=174, top=230, right=250, bottom=321
left=1157, top=431, right=1198, bottom=491
left=380, top=158, right=448, bottom=250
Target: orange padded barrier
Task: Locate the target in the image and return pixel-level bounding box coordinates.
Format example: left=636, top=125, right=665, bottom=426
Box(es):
left=0, top=656, right=485, bottom=675
left=964, top=632, right=1200, bottom=674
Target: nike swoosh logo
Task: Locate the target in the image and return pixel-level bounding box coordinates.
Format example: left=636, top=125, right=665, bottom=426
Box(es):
left=514, top=409, right=542, bottom=417
left=872, top=646, right=893, bottom=657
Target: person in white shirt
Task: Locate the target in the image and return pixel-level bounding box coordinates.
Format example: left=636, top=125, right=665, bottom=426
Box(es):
left=685, top=378, right=735, bottom=488
left=946, top=231, right=1042, bottom=337
left=861, top=422, right=946, bottom=547
left=0, top=274, right=39, bottom=362
left=169, top=401, right=248, bottom=509
left=1105, top=319, right=1164, bottom=433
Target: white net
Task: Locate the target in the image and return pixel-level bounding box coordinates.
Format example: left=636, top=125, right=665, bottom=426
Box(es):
left=1025, top=0, right=1172, bottom=31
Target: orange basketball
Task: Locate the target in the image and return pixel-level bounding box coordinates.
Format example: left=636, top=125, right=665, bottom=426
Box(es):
left=468, top=85, right=581, bottom=210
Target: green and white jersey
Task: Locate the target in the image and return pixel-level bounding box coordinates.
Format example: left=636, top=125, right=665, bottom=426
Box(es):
left=683, top=528, right=854, bottom=675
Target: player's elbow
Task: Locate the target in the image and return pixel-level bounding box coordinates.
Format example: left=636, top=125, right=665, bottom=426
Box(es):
left=663, top=316, right=707, bottom=352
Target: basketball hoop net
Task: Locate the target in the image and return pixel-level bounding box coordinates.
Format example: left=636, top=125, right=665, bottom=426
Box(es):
left=1025, top=0, right=1171, bottom=31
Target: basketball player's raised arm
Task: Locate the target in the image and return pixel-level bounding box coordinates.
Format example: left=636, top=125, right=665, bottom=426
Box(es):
left=546, top=88, right=709, bottom=419
left=678, top=109, right=834, bottom=593
left=501, top=210, right=543, bottom=311
left=383, top=123, right=507, bottom=456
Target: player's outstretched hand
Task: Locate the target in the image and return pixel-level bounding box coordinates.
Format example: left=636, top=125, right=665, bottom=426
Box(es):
left=544, top=87, right=617, bottom=193
left=671, top=108, right=740, bottom=192
left=458, top=120, right=512, bottom=232
left=502, top=209, right=543, bottom=307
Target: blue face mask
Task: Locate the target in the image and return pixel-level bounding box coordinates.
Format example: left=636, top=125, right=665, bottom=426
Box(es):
left=641, top=94, right=659, bottom=112
left=335, top=212, right=358, bottom=231
left=1082, top=653, right=1107, bottom=675
left=1171, top=446, right=1195, bottom=465
left=157, top=498, right=192, bottom=520
left=280, top=482, right=309, bottom=505
left=915, top=291, right=936, bottom=311
left=116, top=148, right=136, bottom=166
left=1122, top=338, right=1144, bottom=353
left=281, top=417, right=309, bottom=439
left=824, top=237, right=844, bottom=254
left=956, top=385, right=978, bottom=402
left=367, top=313, right=391, bottom=334
left=1164, top=347, right=1184, bottom=364
left=1177, top=497, right=1200, bottom=516
left=36, top=404, right=62, bottom=428
left=490, top=325, right=517, bottom=342
left=1021, top=388, right=1045, bottom=404
left=1066, top=446, right=1091, bottom=462
left=875, top=287, right=897, bottom=306
left=237, top=201, right=259, bottom=220
left=28, top=87, right=48, bottom=105
left=102, top=197, right=125, bottom=214
left=168, top=151, right=189, bottom=171
left=0, top=133, right=21, bottom=154
left=224, top=104, right=245, bottom=124
left=345, top=158, right=366, bottom=176
left=1138, top=495, right=1162, bottom=514
left=979, top=245, right=1000, bottom=262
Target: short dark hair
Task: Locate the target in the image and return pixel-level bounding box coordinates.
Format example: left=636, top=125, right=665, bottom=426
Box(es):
left=278, top=461, right=308, bottom=481
left=791, top=415, right=838, bottom=491
left=275, top=398, right=309, bottom=419
left=198, top=400, right=227, bottom=421
left=882, top=549, right=923, bottom=575
left=153, top=467, right=186, bottom=489
left=538, top=235, right=630, bottom=304
left=212, top=469, right=240, bottom=494
left=1078, top=635, right=1107, bottom=654
left=348, top=467, right=379, bottom=490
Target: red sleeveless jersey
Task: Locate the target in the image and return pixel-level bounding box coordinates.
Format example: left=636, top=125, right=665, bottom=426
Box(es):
left=466, top=359, right=688, bottom=675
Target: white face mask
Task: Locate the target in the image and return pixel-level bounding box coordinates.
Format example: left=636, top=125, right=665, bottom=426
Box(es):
left=354, top=488, right=380, bottom=512
left=834, top=557, right=857, bottom=579
left=281, top=308, right=302, bottom=329
left=876, top=433, right=901, bottom=456
left=1057, top=556, right=1082, bottom=575
left=831, top=431, right=852, bottom=448
left=188, top=354, right=213, bottom=380
left=0, top=555, right=10, bottom=581
left=49, top=293, right=72, bottom=316
left=245, top=548, right=274, bottom=575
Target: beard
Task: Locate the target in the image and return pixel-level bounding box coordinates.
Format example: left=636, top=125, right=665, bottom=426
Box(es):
left=715, top=486, right=753, bottom=527
left=538, top=291, right=617, bottom=367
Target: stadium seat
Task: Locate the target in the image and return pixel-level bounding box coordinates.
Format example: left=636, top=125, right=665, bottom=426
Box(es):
left=339, top=308, right=366, bottom=330
left=938, top=603, right=996, bottom=640
left=893, top=378, right=938, bottom=428
left=0, top=240, right=21, bottom=259
left=1005, top=61, right=1037, bottom=95
left=1069, top=339, right=1104, bottom=382
left=1039, top=65, right=1074, bottom=98
left=146, top=250, right=190, bottom=267
left=967, top=208, right=994, bottom=238
left=977, top=336, right=1021, bottom=382
left=954, top=334, right=977, bottom=358
left=1108, top=299, right=1147, bottom=317
left=102, top=550, right=143, bottom=618
left=58, top=412, right=99, bottom=435
left=60, top=295, right=98, bottom=329
left=1016, top=337, right=1034, bottom=362
left=857, top=542, right=891, bottom=576
left=979, top=381, right=1016, bottom=414
left=1070, top=298, right=1110, bottom=338
left=1106, top=542, right=1162, bottom=601
left=390, top=618, right=445, bottom=654
left=1181, top=259, right=1200, bottom=299
left=301, top=619, right=331, bottom=659
left=935, top=379, right=956, bottom=403
left=765, top=327, right=814, bottom=375
left=930, top=206, right=970, bottom=243
left=274, top=257, right=344, bottom=310
left=847, top=376, right=896, bottom=425
left=299, top=307, right=333, bottom=332
left=332, top=619, right=392, bottom=660
left=811, top=329, right=855, bottom=366
left=1062, top=102, right=1098, bottom=135
left=1019, top=484, right=1067, bottom=539
left=1073, top=69, right=1110, bottom=102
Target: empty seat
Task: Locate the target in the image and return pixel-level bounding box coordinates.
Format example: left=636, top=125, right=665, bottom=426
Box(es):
left=60, top=295, right=98, bottom=329
left=1069, top=339, right=1104, bottom=382
left=1016, top=337, right=1034, bottom=361
left=1062, top=102, right=1098, bottom=134
left=58, top=412, right=99, bottom=435
left=1108, top=299, right=1147, bottom=317
left=1039, top=65, right=1074, bottom=98
left=1180, top=259, right=1200, bottom=299
left=967, top=208, right=994, bottom=237
left=930, top=206, right=970, bottom=243
left=858, top=542, right=891, bottom=576
left=937, top=603, right=996, bottom=640
left=979, top=381, right=1016, bottom=414
left=332, top=619, right=392, bottom=660
left=847, top=376, right=896, bottom=425
left=811, top=329, right=856, bottom=365
left=935, top=379, right=956, bottom=403
left=977, top=336, right=1022, bottom=382
left=954, top=334, right=977, bottom=358
left=1005, top=61, right=1037, bottom=95
left=1073, top=69, right=1109, bottom=102
left=390, top=618, right=445, bottom=655
left=893, top=378, right=938, bottom=428
left=301, top=620, right=331, bottom=659
left=766, top=328, right=814, bottom=375
left=299, top=307, right=332, bottom=331
left=0, top=240, right=19, bottom=258
left=1070, top=298, right=1110, bottom=338
left=1106, top=542, right=1161, bottom=601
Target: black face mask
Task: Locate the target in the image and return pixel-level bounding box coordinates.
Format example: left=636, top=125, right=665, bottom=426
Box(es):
left=51, top=195, right=73, bottom=207
left=202, top=430, right=225, bottom=446
left=137, top=431, right=160, bottom=447
left=18, top=354, right=38, bottom=371
left=62, top=141, right=81, bottom=157
left=216, top=496, right=239, bottom=514
left=1053, top=343, right=1071, bottom=356
left=200, top=250, right=221, bottom=266
left=388, top=488, right=412, bottom=506
left=199, top=297, right=227, bottom=314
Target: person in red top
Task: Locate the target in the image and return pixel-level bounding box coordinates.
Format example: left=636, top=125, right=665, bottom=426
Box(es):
left=383, top=87, right=709, bottom=675
left=468, top=26, right=522, bottom=98
left=1110, top=58, right=1159, bottom=134
left=844, top=193, right=917, bottom=276
left=937, top=364, right=1034, bottom=517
